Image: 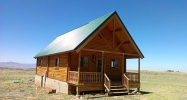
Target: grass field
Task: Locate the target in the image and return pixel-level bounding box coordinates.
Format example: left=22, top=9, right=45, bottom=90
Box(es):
left=0, top=69, right=186, bottom=100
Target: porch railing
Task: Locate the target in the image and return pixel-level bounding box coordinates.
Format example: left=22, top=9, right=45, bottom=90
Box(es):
left=68, top=71, right=78, bottom=83
left=123, top=74, right=130, bottom=92
left=104, top=73, right=111, bottom=92
left=80, top=72, right=102, bottom=83
left=68, top=71, right=102, bottom=84
left=125, top=72, right=139, bottom=83
left=123, top=72, right=140, bottom=89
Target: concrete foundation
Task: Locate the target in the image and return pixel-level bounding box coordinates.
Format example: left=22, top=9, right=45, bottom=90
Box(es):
left=35, top=74, right=43, bottom=87
left=35, top=75, right=69, bottom=94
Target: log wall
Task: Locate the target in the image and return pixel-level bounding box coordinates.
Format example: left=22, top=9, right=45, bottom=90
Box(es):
left=80, top=51, right=102, bottom=72
left=70, top=50, right=123, bottom=81
left=36, top=56, right=48, bottom=76
left=70, top=52, right=78, bottom=71
left=48, top=67, right=67, bottom=81
left=36, top=53, right=68, bottom=81
left=104, top=53, right=123, bottom=81
left=36, top=67, right=47, bottom=76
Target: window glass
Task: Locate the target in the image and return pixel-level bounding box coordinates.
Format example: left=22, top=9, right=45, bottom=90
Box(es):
left=81, top=57, right=88, bottom=67
left=55, top=58, right=59, bottom=66
left=111, top=59, right=119, bottom=68
left=39, top=59, right=42, bottom=66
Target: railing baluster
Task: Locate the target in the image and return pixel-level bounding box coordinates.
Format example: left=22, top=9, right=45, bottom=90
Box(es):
left=69, top=72, right=102, bottom=84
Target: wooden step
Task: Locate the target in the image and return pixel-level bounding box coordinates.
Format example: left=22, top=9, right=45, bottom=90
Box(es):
left=111, top=85, right=124, bottom=88
left=111, top=81, right=122, bottom=85
left=111, top=88, right=127, bottom=91
left=111, top=91, right=129, bottom=94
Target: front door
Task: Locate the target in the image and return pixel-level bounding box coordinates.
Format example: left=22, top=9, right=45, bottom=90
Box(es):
left=97, top=59, right=102, bottom=72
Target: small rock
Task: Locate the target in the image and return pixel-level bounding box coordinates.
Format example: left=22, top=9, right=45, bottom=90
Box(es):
left=13, top=80, right=19, bottom=83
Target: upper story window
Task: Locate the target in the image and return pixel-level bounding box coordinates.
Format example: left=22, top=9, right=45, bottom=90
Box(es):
left=38, top=59, right=42, bottom=66
left=111, top=59, right=119, bottom=68
left=55, top=57, right=60, bottom=67
left=80, top=57, right=88, bottom=67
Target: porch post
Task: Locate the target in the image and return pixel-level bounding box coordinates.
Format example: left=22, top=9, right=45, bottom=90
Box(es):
left=78, top=51, right=81, bottom=84
left=137, top=57, right=140, bottom=92
left=47, top=56, right=50, bottom=77
left=77, top=51, right=81, bottom=96
left=67, top=52, right=71, bottom=82
left=122, top=53, right=124, bottom=84
left=124, top=58, right=126, bottom=73
left=35, top=58, right=38, bottom=74
left=101, top=51, right=104, bottom=82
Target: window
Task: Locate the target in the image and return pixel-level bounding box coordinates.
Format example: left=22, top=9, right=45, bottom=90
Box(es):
left=38, top=59, right=42, bottom=66
left=80, top=57, right=88, bottom=67
left=55, top=57, right=60, bottom=66
left=111, top=59, right=119, bottom=68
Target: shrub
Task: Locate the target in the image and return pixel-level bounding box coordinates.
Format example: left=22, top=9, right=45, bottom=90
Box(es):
left=166, top=70, right=174, bottom=72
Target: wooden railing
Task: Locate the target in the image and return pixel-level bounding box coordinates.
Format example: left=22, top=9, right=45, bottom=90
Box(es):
left=68, top=71, right=102, bottom=84
left=79, top=72, right=102, bottom=84
left=125, top=72, right=139, bottom=83
left=68, top=71, right=78, bottom=83
left=123, top=72, right=140, bottom=89
left=123, top=74, right=130, bottom=92
left=104, top=73, right=111, bottom=92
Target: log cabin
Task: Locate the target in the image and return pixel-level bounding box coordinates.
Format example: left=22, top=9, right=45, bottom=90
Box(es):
left=34, top=11, right=144, bottom=96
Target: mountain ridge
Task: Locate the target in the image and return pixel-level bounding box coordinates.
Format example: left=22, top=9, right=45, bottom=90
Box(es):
left=0, top=61, right=35, bottom=69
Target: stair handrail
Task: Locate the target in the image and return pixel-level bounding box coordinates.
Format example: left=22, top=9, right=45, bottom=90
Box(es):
left=123, top=74, right=130, bottom=93
left=104, top=73, right=111, bottom=92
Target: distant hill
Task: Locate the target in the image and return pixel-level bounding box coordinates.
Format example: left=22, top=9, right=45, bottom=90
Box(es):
left=0, top=62, right=35, bottom=69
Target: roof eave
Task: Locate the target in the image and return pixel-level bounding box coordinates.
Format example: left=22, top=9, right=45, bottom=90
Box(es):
left=115, top=12, right=144, bottom=58
left=34, top=50, right=75, bottom=58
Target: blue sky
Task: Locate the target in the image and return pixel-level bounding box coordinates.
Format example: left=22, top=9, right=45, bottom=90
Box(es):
left=0, top=0, right=186, bottom=72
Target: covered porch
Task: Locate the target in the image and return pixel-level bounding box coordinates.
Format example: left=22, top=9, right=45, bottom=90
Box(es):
left=67, top=49, right=141, bottom=95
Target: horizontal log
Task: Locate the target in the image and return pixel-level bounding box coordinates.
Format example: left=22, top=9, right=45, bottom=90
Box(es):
left=82, top=49, right=139, bottom=56
left=109, top=28, right=122, bottom=33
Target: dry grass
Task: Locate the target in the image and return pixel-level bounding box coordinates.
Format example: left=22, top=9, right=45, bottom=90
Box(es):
left=0, top=69, right=186, bottom=100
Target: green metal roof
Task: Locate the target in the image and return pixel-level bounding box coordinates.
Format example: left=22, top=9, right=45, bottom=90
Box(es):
left=34, top=11, right=115, bottom=58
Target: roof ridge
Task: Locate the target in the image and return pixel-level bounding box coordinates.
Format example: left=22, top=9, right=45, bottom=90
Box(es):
left=88, top=11, right=115, bottom=23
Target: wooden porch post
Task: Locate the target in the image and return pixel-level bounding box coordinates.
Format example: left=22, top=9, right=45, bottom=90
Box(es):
left=35, top=58, right=38, bottom=74
left=67, top=53, right=71, bottom=82
left=47, top=56, right=50, bottom=77
left=122, top=53, right=124, bottom=84
left=77, top=51, right=81, bottom=96
left=101, top=51, right=104, bottom=82
left=137, top=57, right=140, bottom=92
left=124, top=58, right=126, bottom=73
